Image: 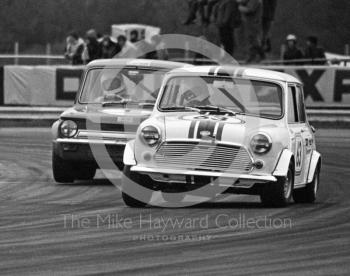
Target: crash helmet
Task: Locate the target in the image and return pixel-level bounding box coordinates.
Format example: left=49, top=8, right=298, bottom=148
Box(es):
left=182, top=77, right=210, bottom=106
left=100, top=70, right=126, bottom=96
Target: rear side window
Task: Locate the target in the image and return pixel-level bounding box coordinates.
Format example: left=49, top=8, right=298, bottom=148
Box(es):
left=288, top=86, right=298, bottom=123
left=296, top=86, right=306, bottom=123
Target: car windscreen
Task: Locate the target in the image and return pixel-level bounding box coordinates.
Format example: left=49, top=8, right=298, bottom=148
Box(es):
left=159, top=76, right=283, bottom=119
left=79, top=68, right=165, bottom=106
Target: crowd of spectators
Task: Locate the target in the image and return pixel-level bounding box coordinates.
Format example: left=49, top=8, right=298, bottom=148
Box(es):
left=183, top=0, right=277, bottom=63
left=64, top=28, right=168, bottom=65
left=283, top=34, right=326, bottom=65
left=183, top=0, right=327, bottom=65
left=64, top=0, right=327, bottom=66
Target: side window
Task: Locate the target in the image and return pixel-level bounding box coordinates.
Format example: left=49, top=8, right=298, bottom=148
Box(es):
left=288, top=86, right=298, bottom=123
left=296, top=86, right=306, bottom=123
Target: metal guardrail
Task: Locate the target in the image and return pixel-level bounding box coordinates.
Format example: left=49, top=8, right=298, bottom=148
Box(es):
left=0, top=54, right=349, bottom=66
left=1, top=106, right=350, bottom=121
left=0, top=54, right=64, bottom=59
left=0, top=54, right=69, bottom=65
left=171, top=57, right=350, bottom=66
left=260, top=57, right=350, bottom=66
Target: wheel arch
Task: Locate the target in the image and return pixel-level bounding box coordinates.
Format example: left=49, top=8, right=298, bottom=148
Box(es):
left=51, top=120, right=60, bottom=138
left=273, top=149, right=294, bottom=177
left=307, top=150, right=321, bottom=183
left=123, top=140, right=136, bottom=166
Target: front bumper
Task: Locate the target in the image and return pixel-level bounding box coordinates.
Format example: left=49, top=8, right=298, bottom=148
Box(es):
left=53, top=138, right=126, bottom=163
left=130, top=165, right=277, bottom=188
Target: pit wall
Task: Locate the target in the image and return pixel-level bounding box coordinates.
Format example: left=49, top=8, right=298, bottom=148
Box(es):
left=1, top=65, right=350, bottom=107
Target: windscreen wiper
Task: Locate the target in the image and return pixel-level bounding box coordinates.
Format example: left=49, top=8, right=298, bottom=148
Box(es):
left=102, top=100, right=156, bottom=108
left=102, top=99, right=131, bottom=107
left=194, top=105, right=237, bottom=116
left=161, top=106, right=201, bottom=112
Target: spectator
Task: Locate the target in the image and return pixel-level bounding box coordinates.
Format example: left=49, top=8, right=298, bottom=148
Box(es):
left=183, top=0, right=196, bottom=25
left=183, top=0, right=218, bottom=25
left=83, top=29, right=102, bottom=63
left=183, top=0, right=203, bottom=25
left=283, top=34, right=304, bottom=65
left=203, top=0, right=219, bottom=25
left=304, top=36, right=326, bottom=65
left=261, top=0, right=277, bottom=53
left=238, top=0, right=264, bottom=63
left=116, top=35, right=138, bottom=58
left=130, top=30, right=139, bottom=43
left=64, top=32, right=85, bottom=65
left=213, top=0, right=241, bottom=56
left=101, top=35, right=121, bottom=58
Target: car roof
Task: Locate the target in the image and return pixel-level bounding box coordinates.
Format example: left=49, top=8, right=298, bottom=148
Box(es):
left=87, top=59, right=190, bottom=70
left=167, top=65, right=301, bottom=84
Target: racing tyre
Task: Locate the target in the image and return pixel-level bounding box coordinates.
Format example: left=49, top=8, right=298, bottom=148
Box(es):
left=161, top=192, right=186, bottom=205
left=121, top=166, right=153, bottom=207
left=75, top=165, right=96, bottom=180
left=293, top=167, right=319, bottom=203
left=116, top=162, right=124, bottom=171
left=260, top=164, right=294, bottom=207
left=52, top=152, right=75, bottom=183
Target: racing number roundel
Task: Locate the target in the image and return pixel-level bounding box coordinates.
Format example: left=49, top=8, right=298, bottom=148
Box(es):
left=295, top=136, right=303, bottom=173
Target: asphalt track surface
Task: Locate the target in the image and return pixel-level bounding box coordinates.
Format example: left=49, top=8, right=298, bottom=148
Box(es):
left=0, top=128, right=350, bottom=276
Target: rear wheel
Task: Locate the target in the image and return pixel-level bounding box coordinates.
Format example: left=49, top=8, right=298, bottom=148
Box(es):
left=260, top=165, right=294, bottom=207
left=293, top=167, right=319, bottom=203
left=121, top=166, right=153, bottom=207
left=52, top=152, right=75, bottom=183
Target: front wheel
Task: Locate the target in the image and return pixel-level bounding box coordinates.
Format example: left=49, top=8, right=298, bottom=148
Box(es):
left=293, top=167, right=319, bottom=203
left=121, top=166, right=153, bottom=207
left=260, top=165, right=294, bottom=207
left=52, top=152, right=75, bottom=183
left=161, top=192, right=186, bottom=205
left=75, top=165, right=96, bottom=180
left=121, top=191, right=148, bottom=208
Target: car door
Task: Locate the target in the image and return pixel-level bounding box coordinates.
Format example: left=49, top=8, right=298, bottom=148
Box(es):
left=296, top=85, right=314, bottom=184
left=287, top=84, right=307, bottom=187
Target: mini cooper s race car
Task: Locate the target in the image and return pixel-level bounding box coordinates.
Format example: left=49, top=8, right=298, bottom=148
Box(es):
left=122, top=66, right=321, bottom=207
left=52, top=59, right=188, bottom=183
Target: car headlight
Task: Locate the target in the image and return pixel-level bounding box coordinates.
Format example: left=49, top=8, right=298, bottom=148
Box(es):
left=250, top=133, right=272, bottom=154
left=60, top=120, right=78, bottom=138
left=141, top=126, right=161, bottom=147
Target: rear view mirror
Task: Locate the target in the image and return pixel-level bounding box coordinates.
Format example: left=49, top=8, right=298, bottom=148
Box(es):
left=310, top=125, right=316, bottom=133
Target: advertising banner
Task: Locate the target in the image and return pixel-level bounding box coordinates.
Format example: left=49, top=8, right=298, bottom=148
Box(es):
left=2, top=65, right=350, bottom=107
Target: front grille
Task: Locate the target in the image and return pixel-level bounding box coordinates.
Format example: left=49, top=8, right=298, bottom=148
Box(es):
left=68, top=118, right=139, bottom=132
left=155, top=142, right=252, bottom=173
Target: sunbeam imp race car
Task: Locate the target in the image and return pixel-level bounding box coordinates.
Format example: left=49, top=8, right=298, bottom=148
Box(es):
left=122, top=66, right=322, bottom=207
left=52, top=59, right=188, bottom=183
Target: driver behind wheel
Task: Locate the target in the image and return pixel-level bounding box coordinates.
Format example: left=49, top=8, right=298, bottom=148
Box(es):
left=100, top=71, right=129, bottom=101
left=182, top=78, right=211, bottom=106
